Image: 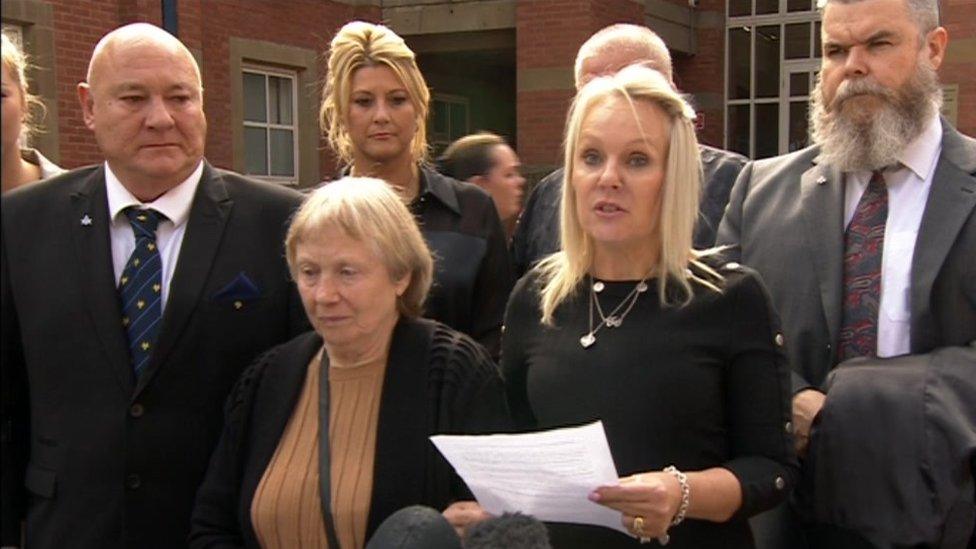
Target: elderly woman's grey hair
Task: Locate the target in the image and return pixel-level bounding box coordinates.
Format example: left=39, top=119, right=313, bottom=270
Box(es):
left=285, top=176, right=434, bottom=317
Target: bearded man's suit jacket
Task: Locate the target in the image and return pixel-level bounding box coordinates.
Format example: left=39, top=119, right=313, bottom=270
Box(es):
left=717, top=119, right=975, bottom=393
left=1, top=162, right=309, bottom=549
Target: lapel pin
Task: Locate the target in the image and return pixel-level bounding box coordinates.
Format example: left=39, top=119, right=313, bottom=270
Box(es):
left=816, top=176, right=827, bottom=186
left=80, top=214, right=93, bottom=226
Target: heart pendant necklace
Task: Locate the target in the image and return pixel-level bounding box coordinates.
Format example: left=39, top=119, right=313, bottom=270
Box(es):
left=580, top=275, right=649, bottom=349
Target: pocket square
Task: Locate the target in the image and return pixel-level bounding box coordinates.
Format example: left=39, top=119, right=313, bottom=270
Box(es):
left=212, top=271, right=262, bottom=303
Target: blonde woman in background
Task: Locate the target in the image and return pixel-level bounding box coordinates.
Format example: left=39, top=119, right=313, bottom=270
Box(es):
left=1, top=32, right=62, bottom=193
left=501, top=66, right=797, bottom=548
left=320, top=21, right=513, bottom=359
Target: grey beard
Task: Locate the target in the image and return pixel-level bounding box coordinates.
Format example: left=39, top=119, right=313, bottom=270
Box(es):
left=810, top=61, right=942, bottom=172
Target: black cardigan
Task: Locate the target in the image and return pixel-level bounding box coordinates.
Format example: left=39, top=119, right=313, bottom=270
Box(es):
left=189, top=317, right=511, bottom=548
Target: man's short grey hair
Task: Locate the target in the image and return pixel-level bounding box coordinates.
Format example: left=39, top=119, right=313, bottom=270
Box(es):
left=573, top=24, right=673, bottom=88
left=817, top=0, right=940, bottom=34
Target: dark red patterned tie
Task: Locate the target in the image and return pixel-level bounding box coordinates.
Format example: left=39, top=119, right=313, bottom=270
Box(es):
left=838, top=171, right=888, bottom=361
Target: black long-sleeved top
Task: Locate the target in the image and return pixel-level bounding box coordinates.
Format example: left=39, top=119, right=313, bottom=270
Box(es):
left=501, top=264, right=798, bottom=548
left=411, top=167, right=514, bottom=358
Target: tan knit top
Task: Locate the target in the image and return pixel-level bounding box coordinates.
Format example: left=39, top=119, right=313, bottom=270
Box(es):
left=250, top=349, right=387, bottom=549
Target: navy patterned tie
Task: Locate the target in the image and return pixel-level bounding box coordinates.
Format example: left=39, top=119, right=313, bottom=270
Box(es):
left=838, top=171, right=888, bottom=361
left=119, top=207, right=166, bottom=377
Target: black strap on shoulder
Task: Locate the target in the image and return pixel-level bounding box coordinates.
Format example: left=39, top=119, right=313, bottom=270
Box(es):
left=317, top=352, right=342, bottom=549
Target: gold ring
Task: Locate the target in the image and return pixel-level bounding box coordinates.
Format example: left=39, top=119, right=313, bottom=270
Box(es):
left=634, top=515, right=646, bottom=536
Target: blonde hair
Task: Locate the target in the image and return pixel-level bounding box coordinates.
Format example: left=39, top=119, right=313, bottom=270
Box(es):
left=320, top=21, right=430, bottom=166
left=2, top=32, right=46, bottom=143
left=285, top=176, right=433, bottom=317
left=537, top=65, right=723, bottom=325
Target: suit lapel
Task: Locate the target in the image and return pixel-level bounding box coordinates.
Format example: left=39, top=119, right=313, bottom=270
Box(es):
left=134, top=163, right=233, bottom=396
left=799, top=158, right=846, bottom=354
left=910, top=122, right=976, bottom=350
left=69, top=167, right=135, bottom=393
left=368, top=318, right=430, bottom=536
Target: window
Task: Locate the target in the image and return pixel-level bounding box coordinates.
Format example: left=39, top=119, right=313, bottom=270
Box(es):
left=726, top=0, right=821, bottom=159
left=230, top=39, right=319, bottom=188
left=428, top=94, right=470, bottom=157
left=242, top=68, right=298, bottom=183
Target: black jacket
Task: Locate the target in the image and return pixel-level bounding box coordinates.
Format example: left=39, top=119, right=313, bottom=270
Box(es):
left=801, top=345, right=976, bottom=548
left=411, top=167, right=513, bottom=358
left=1, top=162, right=308, bottom=548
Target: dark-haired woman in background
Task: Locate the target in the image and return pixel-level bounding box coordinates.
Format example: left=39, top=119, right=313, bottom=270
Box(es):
left=438, top=132, right=526, bottom=240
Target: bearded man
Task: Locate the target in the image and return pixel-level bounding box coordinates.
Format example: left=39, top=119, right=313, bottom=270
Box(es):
left=718, top=0, right=975, bottom=546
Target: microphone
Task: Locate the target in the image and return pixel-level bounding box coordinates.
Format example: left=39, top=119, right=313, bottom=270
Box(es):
left=366, top=505, right=462, bottom=549
left=463, top=512, right=552, bottom=549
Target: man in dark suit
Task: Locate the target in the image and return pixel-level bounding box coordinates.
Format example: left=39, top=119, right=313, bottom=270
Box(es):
left=1, top=23, right=308, bottom=548
left=510, top=23, right=747, bottom=277
left=718, top=0, right=975, bottom=544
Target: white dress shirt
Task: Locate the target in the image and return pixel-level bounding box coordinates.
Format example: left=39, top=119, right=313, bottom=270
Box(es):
left=843, top=115, right=942, bottom=358
left=106, top=161, right=204, bottom=311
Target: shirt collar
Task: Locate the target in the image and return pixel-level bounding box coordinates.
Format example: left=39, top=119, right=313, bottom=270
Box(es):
left=418, top=166, right=461, bottom=215
left=896, top=114, right=942, bottom=180
left=105, top=160, right=204, bottom=228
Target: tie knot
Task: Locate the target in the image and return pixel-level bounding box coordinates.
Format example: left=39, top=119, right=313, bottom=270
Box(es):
left=868, top=170, right=889, bottom=193
left=124, top=207, right=165, bottom=236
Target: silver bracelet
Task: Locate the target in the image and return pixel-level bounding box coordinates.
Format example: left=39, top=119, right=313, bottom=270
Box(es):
left=663, top=465, right=690, bottom=526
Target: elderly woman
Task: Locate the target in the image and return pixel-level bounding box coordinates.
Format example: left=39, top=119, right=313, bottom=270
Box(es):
left=501, top=66, right=797, bottom=548
left=190, top=177, right=509, bottom=548
left=320, top=21, right=513, bottom=358
left=437, top=132, right=526, bottom=240
left=1, top=33, right=63, bottom=193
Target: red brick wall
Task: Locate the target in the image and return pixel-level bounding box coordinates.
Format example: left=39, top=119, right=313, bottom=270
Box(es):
left=592, top=0, right=645, bottom=34
left=41, top=0, right=973, bottom=174
left=516, top=0, right=588, bottom=168
left=49, top=0, right=126, bottom=169
left=516, top=0, right=643, bottom=168
left=44, top=0, right=379, bottom=178
left=197, top=0, right=380, bottom=177
left=673, top=0, right=727, bottom=148
left=940, top=0, right=975, bottom=136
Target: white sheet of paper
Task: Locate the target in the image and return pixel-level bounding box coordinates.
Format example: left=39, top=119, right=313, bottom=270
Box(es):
left=430, top=421, right=627, bottom=534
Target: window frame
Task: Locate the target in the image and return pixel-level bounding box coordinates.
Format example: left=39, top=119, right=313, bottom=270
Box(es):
left=429, top=93, right=471, bottom=155
left=725, top=0, right=822, bottom=159
left=241, top=65, right=300, bottom=185
left=228, top=37, right=319, bottom=189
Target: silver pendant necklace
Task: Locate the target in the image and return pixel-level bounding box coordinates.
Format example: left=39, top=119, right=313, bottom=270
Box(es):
left=580, top=275, right=649, bottom=348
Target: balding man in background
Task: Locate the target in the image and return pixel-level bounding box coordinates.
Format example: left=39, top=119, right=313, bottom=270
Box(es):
left=1, top=23, right=307, bottom=548
left=511, top=24, right=747, bottom=277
